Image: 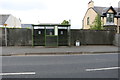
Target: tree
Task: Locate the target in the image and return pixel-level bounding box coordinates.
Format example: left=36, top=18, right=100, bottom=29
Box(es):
left=61, top=20, right=70, bottom=25
left=90, top=14, right=104, bottom=30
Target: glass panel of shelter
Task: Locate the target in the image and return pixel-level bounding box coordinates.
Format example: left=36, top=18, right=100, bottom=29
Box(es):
left=46, top=27, right=54, bottom=35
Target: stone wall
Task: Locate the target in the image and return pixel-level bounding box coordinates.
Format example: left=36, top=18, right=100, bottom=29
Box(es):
left=1, top=28, right=32, bottom=46
left=0, top=28, right=118, bottom=46
left=71, top=29, right=116, bottom=46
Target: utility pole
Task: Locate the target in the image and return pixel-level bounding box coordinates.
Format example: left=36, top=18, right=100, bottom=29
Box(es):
left=68, top=19, right=71, bottom=46
left=4, top=24, right=7, bottom=46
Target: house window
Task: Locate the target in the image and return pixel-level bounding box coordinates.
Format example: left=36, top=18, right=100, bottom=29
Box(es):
left=87, top=17, right=90, bottom=25
left=107, top=13, right=114, bottom=23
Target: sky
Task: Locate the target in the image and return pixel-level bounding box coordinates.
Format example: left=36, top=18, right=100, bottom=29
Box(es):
left=0, top=0, right=120, bottom=29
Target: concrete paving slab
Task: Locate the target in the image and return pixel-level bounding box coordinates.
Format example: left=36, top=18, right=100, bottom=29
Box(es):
left=1, top=45, right=119, bottom=56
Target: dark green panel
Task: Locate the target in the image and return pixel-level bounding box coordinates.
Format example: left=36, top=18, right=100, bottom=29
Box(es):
left=58, top=29, right=68, bottom=46
left=45, top=36, right=58, bottom=47
left=33, top=29, right=45, bottom=46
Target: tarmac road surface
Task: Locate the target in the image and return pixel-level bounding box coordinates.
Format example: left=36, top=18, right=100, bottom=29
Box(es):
left=1, top=53, right=119, bottom=78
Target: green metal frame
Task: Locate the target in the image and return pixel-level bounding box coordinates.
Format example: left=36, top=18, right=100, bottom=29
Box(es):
left=45, top=26, right=58, bottom=47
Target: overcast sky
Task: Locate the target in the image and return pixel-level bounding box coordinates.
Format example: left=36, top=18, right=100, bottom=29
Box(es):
left=0, top=0, right=119, bottom=29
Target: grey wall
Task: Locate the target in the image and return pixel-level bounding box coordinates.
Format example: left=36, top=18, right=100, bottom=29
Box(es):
left=0, top=28, right=118, bottom=46
left=1, top=28, right=32, bottom=46
left=113, top=33, right=120, bottom=47
left=70, top=29, right=116, bottom=46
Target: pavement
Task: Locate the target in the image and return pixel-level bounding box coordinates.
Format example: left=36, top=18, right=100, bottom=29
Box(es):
left=1, top=45, right=119, bottom=56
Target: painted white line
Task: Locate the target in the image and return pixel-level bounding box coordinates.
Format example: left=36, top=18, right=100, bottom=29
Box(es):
left=82, top=53, right=119, bottom=56
left=0, top=72, right=36, bottom=76
left=86, top=67, right=120, bottom=72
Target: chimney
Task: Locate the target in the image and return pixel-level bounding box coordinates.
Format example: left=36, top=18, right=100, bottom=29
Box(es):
left=88, top=0, right=94, bottom=8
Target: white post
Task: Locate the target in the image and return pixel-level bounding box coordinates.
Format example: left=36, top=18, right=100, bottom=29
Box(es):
left=54, top=26, right=58, bottom=35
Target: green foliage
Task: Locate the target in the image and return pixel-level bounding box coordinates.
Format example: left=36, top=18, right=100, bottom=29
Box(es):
left=61, top=20, right=69, bottom=25
left=90, top=14, right=104, bottom=30
left=25, top=27, right=31, bottom=29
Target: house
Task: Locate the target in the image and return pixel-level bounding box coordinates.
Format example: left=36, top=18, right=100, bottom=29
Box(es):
left=0, top=14, right=21, bottom=28
left=83, top=0, right=120, bottom=32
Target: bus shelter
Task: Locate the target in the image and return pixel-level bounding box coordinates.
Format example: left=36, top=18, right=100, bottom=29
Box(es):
left=32, top=24, right=71, bottom=47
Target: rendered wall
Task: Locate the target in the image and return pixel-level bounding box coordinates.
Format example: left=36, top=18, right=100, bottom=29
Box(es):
left=83, top=8, right=97, bottom=29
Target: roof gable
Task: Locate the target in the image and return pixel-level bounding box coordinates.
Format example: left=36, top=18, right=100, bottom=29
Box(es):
left=93, top=6, right=119, bottom=17
left=0, top=14, right=10, bottom=25
left=104, top=6, right=117, bottom=14
left=93, top=6, right=106, bottom=15
left=83, top=7, right=97, bottom=21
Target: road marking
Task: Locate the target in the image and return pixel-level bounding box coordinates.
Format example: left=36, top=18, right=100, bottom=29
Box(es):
left=86, top=67, right=120, bottom=72
left=0, top=72, right=36, bottom=76
left=82, top=53, right=119, bottom=56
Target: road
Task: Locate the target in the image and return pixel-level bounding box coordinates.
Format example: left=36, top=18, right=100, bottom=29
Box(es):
left=1, top=53, right=119, bottom=78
